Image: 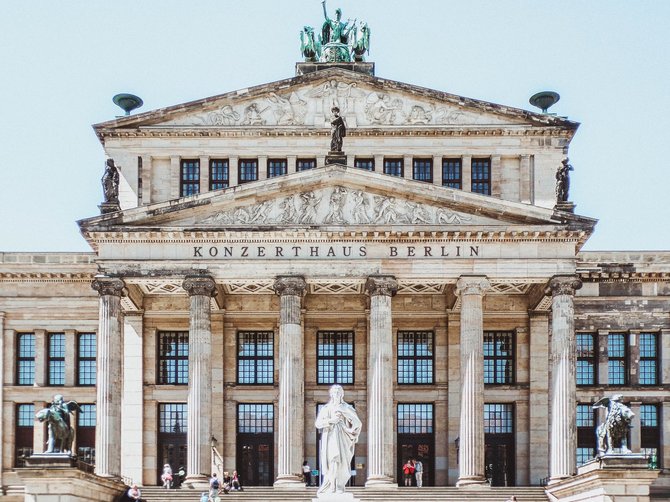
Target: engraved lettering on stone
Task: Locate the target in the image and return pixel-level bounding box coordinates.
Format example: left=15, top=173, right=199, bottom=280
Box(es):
left=406, top=104, right=433, bottom=125
left=208, top=105, right=240, bottom=126
left=364, top=92, right=405, bottom=125
left=324, top=186, right=347, bottom=224
left=241, top=103, right=268, bottom=125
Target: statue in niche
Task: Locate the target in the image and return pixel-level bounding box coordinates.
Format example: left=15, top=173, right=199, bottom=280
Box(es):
left=315, top=385, right=361, bottom=496
left=329, top=107, right=346, bottom=152
left=101, top=159, right=120, bottom=204
left=556, top=158, right=573, bottom=202
left=325, top=186, right=347, bottom=224
left=299, top=191, right=321, bottom=224
left=593, top=394, right=635, bottom=455
left=36, top=395, right=81, bottom=454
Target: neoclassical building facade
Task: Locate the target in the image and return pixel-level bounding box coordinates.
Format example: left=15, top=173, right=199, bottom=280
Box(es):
left=1, top=61, right=669, bottom=497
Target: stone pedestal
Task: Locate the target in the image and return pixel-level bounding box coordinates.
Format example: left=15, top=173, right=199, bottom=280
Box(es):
left=555, top=201, right=576, bottom=213
left=296, top=61, right=375, bottom=76
left=545, top=455, right=659, bottom=502
left=547, top=275, right=582, bottom=483
left=98, top=201, right=120, bottom=214
left=91, top=276, right=125, bottom=478
left=183, top=274, right=217, bottom=488
left=16, top=459, right=127, bottom=502
left=365, top=275, right=398, bottom=488
left=273, top=276, right=307, bottom=488
left=455, top=276, right=490, bottom=487
left=326, top=153, right=347, bottom=165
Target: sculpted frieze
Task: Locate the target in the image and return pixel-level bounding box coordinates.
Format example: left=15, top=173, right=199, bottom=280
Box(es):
left=199, top=186, right=474, bottom=226
left=160, top=81, right=514, bottom=127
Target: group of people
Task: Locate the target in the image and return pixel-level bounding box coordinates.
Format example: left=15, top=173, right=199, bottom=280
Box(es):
left=160, top=463, right=186, bottom=489
left=402, top=458, right=424, bottom=487
left=202, top=471, right=243, bottom=500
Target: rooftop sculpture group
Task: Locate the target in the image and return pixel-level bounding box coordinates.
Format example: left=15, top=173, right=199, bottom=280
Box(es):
left=301, top=1, right=371, bottom=63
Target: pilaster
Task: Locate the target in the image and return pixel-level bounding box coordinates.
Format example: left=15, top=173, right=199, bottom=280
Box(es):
left=462, top=155, right=472, bottom=192
left=432, top=155, right=442, bottom=186
left=170, top=156, right=180, bottom=199
left=273, top=276, right=307, bottom=488
left=519, top=154, right=531, bottom=204
left=455, top=275, right=490, bottom=487
left=364, top=275, right=398, bottom=487
left=182, top=274, right=217, bottom=486
left=141, top=155, right=152, bottom=204
left=121, top=312, right=144, bottom=485
left=258, top=155, right=268, bottom=181
left=287, top=155, right=297, bottom=174
left=598, top=329, right=609, bottom=385
left=229, top=156, right=239, bottom=187
left=199, top=156, right=210, bottom=193
left=64, top=329, right=76, bottom=387
left=547, top=275, right=582, bottom=483
left=91, top=276, right=125, bottom=478
left=34, top=329, right=46, bottom=387
left=491, top=155, right=502, bottom=198
left=403, top=155, right=412, bottom=180
left=0, top=312, right=4, bottom=490
left=529, top=311, right=550, bottom=484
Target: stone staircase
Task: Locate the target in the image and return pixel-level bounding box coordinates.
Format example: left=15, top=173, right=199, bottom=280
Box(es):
left=140, top=486, right=549, bottom=502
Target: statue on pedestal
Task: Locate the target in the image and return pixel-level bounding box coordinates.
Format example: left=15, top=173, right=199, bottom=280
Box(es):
left=593, top=394, right=634, bottom=455
left=329, top=107, right=346, bottom=153
left=36, top=395, right=81, bottom=454
left=101, top=158, right=120, bottom=204
left=555, top=158, right=573, bottom=202
left=315, top=385, right=361, bottom=497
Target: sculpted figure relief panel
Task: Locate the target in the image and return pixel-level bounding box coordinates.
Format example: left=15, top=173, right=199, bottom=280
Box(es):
left=161, top=81, right=510, bottom=127
left=199, top=186, right=473, bottom=226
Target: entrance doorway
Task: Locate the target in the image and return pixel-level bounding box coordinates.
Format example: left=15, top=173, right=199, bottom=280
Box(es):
left=236, top=403, right=274, bottom=486
left=484, top=403, right=515, bottom=486
left=157, top=403, right=187, bottom=485
left=396, top=403, right=434, bottom=487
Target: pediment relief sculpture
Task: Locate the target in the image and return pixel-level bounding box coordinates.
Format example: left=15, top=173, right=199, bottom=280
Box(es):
left=198, top=186, right=477, bottom=226
left=160, top=80, right=514, bottom=128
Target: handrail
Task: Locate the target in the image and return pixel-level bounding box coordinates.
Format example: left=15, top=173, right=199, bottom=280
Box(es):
left=212, top=446, right=225, bottom=481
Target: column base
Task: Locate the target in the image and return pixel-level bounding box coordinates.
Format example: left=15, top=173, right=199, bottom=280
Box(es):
left=274, top=475, right=306, bottom=489
left=456, top=476, right=488, bottom=487
left=182, top=474, right=210, bottom=490
left=364, top=476, right=397, bottom=488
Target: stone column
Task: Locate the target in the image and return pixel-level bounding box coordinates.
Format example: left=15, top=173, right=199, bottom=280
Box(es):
left=0, top=312, right=4, bottom=490
left=273, top=276, right=307, bottom=488
left=547, top=275, right=582, bottom=483
left=455, top=276, right=490, bottom=487
left=365, top=275, right=398, bottom=487
left=183, top=275, right=217, bottom=485
left=91, top=276, right=126, bottom=478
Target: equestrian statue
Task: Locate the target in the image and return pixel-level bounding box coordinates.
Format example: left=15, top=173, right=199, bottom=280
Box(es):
left=36, top=395, right=81, bottom=454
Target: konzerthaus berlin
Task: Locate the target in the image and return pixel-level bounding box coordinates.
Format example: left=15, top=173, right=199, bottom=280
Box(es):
left=1, top=45, right=669, bottom=500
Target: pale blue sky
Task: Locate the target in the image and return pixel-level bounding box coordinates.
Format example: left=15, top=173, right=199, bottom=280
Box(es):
left=1, top=0, right=668, bottom=251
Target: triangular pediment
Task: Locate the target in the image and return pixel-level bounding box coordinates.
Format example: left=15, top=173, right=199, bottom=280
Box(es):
left=80, top=165, right=595, bottom=235
left=93, top=68, right=577, bottom=135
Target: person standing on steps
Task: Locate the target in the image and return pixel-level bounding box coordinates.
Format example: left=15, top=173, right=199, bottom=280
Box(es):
left=303, top=460, right=312, bottom=487
left=413, top=458, right=423, bottom=488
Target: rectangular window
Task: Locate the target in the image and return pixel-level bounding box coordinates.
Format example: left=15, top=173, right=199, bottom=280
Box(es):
left=484, top=403, right=514, bottom=434
left=412, top=158, right=433, bottom=183
left=641, top=404, right=661, bottom=467
left=237, top=331, right=274, bottom=384
left=297, top=158, right=317, bottom=172
left=576, top=333, right=597, bottom=386
left=15, top=404, right=34, bottom=467
left=397, top=331, right=434, bottom=384
left=239, top=159, right=258, bottom=183
left=268, top=159, right=288, bottom=178
left=159, top=403, right=188, bottom=434
left=471, top=158, right=491, bottom=195
left=317, top=331, right=354, bottom=385
left=608, top=333, right=628, bottom=385
left=180, top=159, right=200, bottom=196
left=158, top=331, right=189, bottom=385
left=383, top=158, right=403, bottom=177
left=442, top=158, right=462, bottom=189
left=576, top=403, right=597, bottom=466
left=77, top=333, right=96, bottom=386
left=639, top=333, right=658, bottom=385
left=354, top=158, right=374, bottom=171
left=77, top=404, right=96, bottom=464
left=238, top=403, right=274, bottom=433
left=48, top=333, right=65, bottom=386
left=397, top=403, right=433, bottom=434
left=483, top=331, right=514, bottom=384
left=17, top=333, right=35, bottom=385
left=210, top=159, right=229, bottom=190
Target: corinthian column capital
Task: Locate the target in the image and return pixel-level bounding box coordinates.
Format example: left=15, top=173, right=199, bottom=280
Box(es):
left=546, top=275, right=582, bottom=297
left=91, top=276, right=125, bottom=297
left=182, top=275, right=217, bottom=297
left=365, top=275, right=398, bottom=297
left=273, top=276, right=307, bottom=297
left=455, top=276, right=490, bottom=297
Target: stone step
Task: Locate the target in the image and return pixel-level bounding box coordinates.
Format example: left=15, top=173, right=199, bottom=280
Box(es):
left=139, top=486, right=549, bottom=502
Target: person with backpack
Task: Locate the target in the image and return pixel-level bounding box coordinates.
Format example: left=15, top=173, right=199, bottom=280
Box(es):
left=402, top=459, right=415, bottom=486
left=209, top=473, right=222, bottom=500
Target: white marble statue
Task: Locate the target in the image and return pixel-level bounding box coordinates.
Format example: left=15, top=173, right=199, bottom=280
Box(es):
left=315, top=385, right=362, bottom=497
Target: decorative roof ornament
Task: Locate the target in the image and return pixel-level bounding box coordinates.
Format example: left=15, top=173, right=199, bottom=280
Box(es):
left=300, top=1, right=371, bottom=63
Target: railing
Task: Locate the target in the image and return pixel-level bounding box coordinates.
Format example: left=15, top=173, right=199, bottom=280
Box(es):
left=212, top=446, right=225, bottom=481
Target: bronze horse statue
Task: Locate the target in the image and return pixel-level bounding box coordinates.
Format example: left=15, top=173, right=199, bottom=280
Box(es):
left=300, top=26, right=321, bottom=62
left=352, top=22, right=371, bottom=62
left=36, top=396, right=80, bottom=454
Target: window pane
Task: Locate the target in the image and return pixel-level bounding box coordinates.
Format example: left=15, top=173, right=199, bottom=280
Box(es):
left=210, top=159, right=229, bottom=190
left=484, top=403, right=513, bottom=434
left=442, top=159, right=462, bottom=189
left=607, top=333, right=627, bottom=385
left=158, top=331, right=189, bottom=385
left=471, top=158, right=490, bottom=195
left=237, top=331, right=274, bottom=385
left=639, top=333, right=658, bottom=385
left=297, top=159, right=316, bottom=172
left=317, top=331, right=353, bottom=385
left=238, top=404, right=273, bottom=433
left=383, top=158, right=403, bottom=177
left=268, top=159, right=288, bottom=177
left=159, top=403, right=188, bottom=433
left=576, top=333, right=596, bottom=386
left=239, top=159, right=258, bottom=183
left=483, top=331, right=514, bottom=384
left=412, top=159, right=432, bottom=182
left=397, top=331, right=434, bottom=385
left=78, top=404, right=96, bottom=427
left=354, top=158, right=374, bottom=171
left=180, top=159, right=200, bottom=196
left=398, top=403, right=433, bottom=434
left=48, top=333, right=65, bottom=386
left=17, top=333, right=35, bottom=385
